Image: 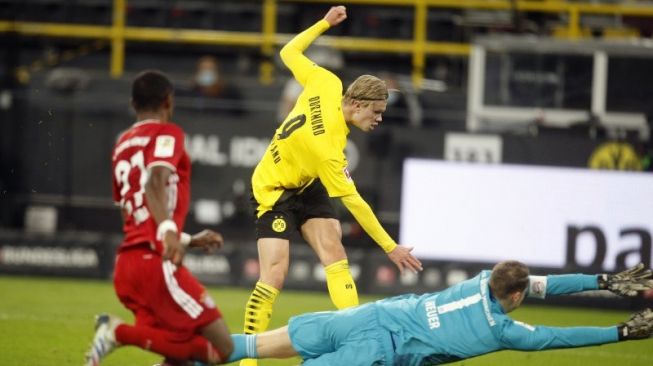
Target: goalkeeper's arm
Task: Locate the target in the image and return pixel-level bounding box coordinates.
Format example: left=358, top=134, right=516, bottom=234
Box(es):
left=598, top=263, right=653, bottom=297
left=526, top=263, right=653, bottom=299
left=617, top=308, right=653, bottom=340
left=501, top=308, right=653, bottom=351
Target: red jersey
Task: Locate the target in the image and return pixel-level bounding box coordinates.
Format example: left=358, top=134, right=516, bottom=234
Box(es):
left=111, top=119, right=191, bottom=254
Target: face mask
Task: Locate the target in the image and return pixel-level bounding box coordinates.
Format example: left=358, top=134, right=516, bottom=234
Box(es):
left=197, top=70, right=217, bottom=87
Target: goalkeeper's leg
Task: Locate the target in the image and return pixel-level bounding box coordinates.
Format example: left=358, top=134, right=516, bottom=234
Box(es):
left=240, top=238, right=287, bottom=366
left=302, top=218, right=359, bottom=309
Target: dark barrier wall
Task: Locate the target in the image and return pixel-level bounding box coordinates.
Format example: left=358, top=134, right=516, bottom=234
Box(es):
left=3, top=82, right=614, bottom=238
left=2, top=76, right=649, bottom=309
left=0, top=230, right=116, bottom=278
left=1, top=229, right=650, bottom=310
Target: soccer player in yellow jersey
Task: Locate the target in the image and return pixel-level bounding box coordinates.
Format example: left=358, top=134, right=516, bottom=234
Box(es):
left=240, top=6, right=423, bottom=365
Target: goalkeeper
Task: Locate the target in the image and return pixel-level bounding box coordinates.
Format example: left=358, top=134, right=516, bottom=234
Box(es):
left=226, top=261, right=653, bottom=365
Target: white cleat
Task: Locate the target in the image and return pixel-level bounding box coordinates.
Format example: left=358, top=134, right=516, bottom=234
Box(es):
left=85, top=314, right=122, bottom=366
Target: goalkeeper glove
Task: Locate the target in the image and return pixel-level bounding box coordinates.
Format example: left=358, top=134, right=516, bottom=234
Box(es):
left=618, top=308, right=653, bottom=340
left=598, top=263, right=653, bottom=297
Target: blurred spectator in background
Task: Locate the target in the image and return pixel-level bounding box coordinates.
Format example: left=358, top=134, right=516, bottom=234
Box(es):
left=277, top=45, right=344, bottom=122
left=186, top=55, right=245, bottom=115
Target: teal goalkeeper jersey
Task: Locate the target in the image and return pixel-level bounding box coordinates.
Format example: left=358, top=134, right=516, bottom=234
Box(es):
left=372, top=270, right=619, bottom=365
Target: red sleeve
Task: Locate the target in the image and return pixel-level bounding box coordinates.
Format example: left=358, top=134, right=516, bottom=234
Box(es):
left=143, top=123, right=186, bottom=172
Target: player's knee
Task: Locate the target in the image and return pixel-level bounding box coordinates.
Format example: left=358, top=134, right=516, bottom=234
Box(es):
left=260, top=265, right=287, bottom=289
left=320, top=244, right=347, bottom=266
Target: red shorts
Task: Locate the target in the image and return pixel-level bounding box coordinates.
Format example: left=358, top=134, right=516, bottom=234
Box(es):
left=113, top=245, right=221, bottom=337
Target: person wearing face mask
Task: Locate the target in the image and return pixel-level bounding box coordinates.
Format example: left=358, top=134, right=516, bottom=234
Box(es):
left=189, top=55, right=244, bottom=115
left=238, top=6, right=423, bottom=366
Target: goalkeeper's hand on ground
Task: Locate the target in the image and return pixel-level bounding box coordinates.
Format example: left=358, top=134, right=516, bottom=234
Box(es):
left=598, top=263, right=653, bottom=297
left=618, top=308, right=653, bottom=340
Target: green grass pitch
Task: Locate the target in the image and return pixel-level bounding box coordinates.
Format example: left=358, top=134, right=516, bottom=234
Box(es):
left=1, top=275, right=652, bottom=366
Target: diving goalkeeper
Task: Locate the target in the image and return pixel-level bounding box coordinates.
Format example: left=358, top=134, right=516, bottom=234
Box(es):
left=227, top=261, right=653, bottom=365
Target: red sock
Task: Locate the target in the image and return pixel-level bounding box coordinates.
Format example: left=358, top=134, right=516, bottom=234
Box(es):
left=115, top=324, right=224, bottom=363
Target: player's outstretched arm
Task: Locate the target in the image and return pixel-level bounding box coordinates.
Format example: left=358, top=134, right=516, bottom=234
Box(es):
left=599, top=263, right=653, bottom=297
left=340, top=193, right=422, bottom=274
left=527, top=273, right=599, bottom=298
left=528, top=263, right=653, bottom=299
left=618, top=308, right=653, bottom=340
left=502, top=321, right=618, bottom=351
left=502, top=309, right=653, bottom=353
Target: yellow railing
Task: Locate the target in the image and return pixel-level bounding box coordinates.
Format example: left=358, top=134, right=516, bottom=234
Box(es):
left=2, top=0, right=653, bottom=86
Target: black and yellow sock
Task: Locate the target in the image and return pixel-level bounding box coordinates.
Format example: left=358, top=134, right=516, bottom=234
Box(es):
left=243, top=281, right=279, bottom=334
left=240, top=281, right=279, bottom=366
left=325, top=259, right=359, bottom=309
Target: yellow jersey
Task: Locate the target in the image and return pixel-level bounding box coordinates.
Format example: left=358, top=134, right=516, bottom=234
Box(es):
left=252, top=19, right=397, bottom=253
left=252, top=20, right=355, bottom=211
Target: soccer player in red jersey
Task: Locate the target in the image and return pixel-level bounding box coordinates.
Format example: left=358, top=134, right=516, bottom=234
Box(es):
left=85, top=70, right=232, bottom=366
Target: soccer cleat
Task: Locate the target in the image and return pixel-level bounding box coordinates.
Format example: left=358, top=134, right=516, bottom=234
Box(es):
left=85, top=314, right=122, bottom=366
left=239, top=359, right=258, bottom=366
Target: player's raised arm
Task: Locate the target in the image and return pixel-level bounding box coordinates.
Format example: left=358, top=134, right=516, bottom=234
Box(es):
left=340, top=193, right=423, bottom=274
left=324, top=5, right=347, bottom=26
left=279, top=6, right=347, bottom=86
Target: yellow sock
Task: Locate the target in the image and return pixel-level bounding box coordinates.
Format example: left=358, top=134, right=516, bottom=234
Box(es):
left=325, top=259, right=359, bottom=309
left=240, top=281, right=279, bottom=366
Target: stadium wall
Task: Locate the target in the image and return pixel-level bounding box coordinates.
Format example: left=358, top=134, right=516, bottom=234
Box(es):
left=0, top=77, right=649, bottom=309
left=1, top=230, right=650, bottom=310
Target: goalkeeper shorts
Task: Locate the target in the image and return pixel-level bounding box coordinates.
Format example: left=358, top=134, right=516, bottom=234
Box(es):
left=288, top=304, right=394, bottom=366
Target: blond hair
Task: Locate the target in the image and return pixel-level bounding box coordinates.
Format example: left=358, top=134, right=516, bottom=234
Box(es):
left=343, top=75, right=388, bottom=106
left=489, top=260, right=530, bottom=300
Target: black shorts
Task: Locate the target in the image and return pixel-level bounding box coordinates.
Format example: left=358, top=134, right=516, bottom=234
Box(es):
left=251, top=179, right=337, bottom=240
